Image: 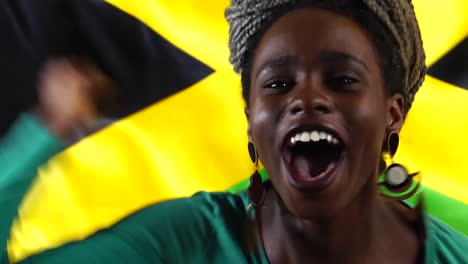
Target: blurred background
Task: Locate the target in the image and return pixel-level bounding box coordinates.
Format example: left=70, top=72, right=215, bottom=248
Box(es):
left=1, top=0, right=467, bottom=261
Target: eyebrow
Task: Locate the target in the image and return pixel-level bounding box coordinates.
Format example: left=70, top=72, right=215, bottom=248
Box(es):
left=256, top=55, right=297, bottom=78
left=255, top=51, right=369, bottom=78
left=319, top=51, right=369, bottom=71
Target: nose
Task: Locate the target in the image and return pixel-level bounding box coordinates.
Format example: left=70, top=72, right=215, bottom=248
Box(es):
left=288, top=83, right=333, bottom=116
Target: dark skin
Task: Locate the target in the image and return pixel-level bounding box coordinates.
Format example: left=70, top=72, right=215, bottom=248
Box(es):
left=35, top=58, right=114, bottom=143
left=246, top=8, right=419, bottom=263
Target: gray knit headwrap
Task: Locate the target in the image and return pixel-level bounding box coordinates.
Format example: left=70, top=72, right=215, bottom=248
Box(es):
left=225, top=0, right=426, bottom=109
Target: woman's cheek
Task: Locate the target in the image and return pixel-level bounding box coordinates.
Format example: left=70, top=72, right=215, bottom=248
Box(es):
left=250, top=105, right=279, bottom=160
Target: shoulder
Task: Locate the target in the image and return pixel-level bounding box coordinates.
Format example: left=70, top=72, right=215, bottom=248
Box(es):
left=128, top=191, right=249, bottom=228
left=425, top=214, right=468, bottom=262
left=20, top=191, right=251, bottom=263
left=116, top=190, right=249, bottom=231
left=135, top=191, right=247, bottom=224
left=112, top=191, right=250, bottom=252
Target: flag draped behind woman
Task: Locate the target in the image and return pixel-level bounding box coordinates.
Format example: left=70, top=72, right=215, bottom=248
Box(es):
left=1, top=0, right=467, bottom=262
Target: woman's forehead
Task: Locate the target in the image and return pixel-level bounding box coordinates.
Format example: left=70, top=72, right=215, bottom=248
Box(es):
left=252, top=8, right=379, bottom=73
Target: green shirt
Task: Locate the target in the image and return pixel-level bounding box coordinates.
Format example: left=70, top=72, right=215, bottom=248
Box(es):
left=2, top=114, right=468, bottom=263
left=15, top=191, right=468, bottom=263
left=0, top=114, right=63, bottom=263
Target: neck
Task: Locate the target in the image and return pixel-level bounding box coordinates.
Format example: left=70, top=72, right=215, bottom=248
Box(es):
left=259, top=178, right=419, bottom=263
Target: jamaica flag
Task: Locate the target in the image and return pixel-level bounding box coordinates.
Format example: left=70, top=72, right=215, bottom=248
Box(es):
left=0, top=0, right=467, bottom=262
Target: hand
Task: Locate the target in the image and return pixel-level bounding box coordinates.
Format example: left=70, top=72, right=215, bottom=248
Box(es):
left=35, top=58, right=109, bottom=141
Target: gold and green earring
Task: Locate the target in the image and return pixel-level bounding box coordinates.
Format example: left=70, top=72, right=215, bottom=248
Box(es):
left=378, top=132, right=421, bottom=201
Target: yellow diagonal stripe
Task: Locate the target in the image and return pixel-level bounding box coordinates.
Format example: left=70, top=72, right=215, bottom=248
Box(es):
left=413, top=0, right=468, bottom=66
left=106, top=0, right=232, bottom=71
left=397, top=76, right=468, bottom=204
left=8, top=71, right=249, bottom=262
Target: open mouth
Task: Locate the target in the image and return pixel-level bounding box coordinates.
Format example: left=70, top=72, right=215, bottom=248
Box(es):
left=283, top=128, right=345, bottom=185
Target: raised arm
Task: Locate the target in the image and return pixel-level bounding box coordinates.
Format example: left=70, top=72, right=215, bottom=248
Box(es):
left=0, top=58, right=109, bottom=262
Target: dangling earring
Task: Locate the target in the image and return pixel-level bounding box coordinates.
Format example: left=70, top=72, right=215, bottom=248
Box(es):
left=378, top=132, right=420, bottom=201
left=246, top=140, right=265, bottom=213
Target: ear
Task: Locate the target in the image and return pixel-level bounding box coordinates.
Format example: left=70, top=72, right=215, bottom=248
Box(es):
left=245, top=108, right=252, bottom=139
left=386, top=94, right=405, bottom=133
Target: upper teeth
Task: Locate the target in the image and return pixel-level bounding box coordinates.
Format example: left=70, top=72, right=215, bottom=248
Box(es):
left=290, top=131, right=339, bottom=145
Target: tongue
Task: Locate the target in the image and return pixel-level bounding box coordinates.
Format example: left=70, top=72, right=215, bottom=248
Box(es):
left=291, top=153, right=331, bottom=178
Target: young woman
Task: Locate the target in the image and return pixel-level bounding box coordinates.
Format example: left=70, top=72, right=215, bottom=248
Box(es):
left=3, top=0, right=467, bottom=263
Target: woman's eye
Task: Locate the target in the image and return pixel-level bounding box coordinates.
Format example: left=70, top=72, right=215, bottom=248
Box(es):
left=327, top=73, right=361, bottom=91
left=264, top=79, right=295, bottom=90
left=333, top=76, right=358, bottom=85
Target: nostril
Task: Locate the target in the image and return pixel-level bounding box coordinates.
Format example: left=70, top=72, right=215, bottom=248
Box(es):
left=290, top=105, right=304, bottom=115
left=315, top=104, right=329, bottom=114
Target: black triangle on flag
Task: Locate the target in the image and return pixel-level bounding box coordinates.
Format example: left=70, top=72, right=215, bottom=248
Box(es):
left=0, top=0, right=214, bottom=136
left=428, top=37, right=468, bottom=90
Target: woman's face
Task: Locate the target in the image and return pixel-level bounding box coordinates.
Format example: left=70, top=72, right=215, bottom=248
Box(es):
left=247, top=8, right=404, bottom=218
